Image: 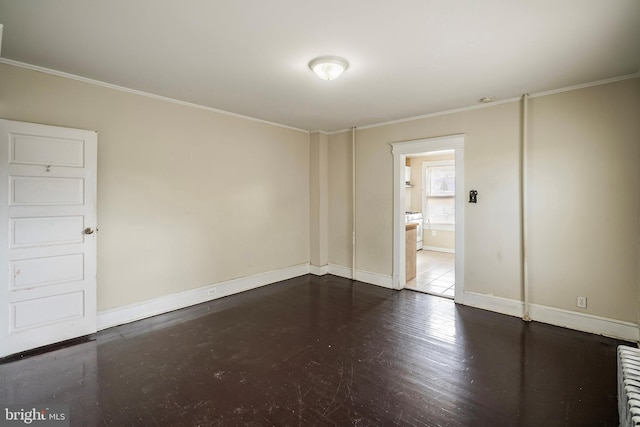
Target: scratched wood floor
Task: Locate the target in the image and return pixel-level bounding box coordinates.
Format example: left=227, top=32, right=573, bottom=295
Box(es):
left=0, top=274, right=629, bottom=426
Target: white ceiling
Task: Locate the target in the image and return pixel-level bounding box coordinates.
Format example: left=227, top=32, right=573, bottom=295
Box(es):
left=1, top=0, right=639, bottom=132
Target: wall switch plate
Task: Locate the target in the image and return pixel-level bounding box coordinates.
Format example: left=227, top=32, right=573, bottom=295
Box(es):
left=577, top=296, right=587, bottom=309
left=431, top=230, right=437, bottom=236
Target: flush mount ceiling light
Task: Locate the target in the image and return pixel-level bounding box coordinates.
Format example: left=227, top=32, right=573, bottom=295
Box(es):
left=309, top=56, right=349, bottom=81
left=479, top=96, right=496, bottom=103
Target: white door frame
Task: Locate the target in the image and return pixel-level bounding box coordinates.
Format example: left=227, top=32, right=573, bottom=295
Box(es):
left=390, top=134, right=465, bottom=301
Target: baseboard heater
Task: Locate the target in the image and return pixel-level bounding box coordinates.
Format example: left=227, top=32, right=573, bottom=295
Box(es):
left=619, top=345, right=640, bottom=426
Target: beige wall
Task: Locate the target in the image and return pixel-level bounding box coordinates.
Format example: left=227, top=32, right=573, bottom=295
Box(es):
left=526, top=80, right=640, bottom=321
left=0, top=63, right=310, bottom=311
left=423, top=229, right=455, bottom=251
left=349, top=102, right=522, bottom=296
left=327, top=78, right=640, bottom=323
left=309, top=132, right=328, bottom=267
left=328, top=131, right=353, bottom=268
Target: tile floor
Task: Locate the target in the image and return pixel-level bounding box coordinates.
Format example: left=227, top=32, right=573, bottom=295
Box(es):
left=406, top=250, right=455, bottom=298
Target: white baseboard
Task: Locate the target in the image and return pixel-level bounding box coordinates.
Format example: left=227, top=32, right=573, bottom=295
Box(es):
left=97, top=263, right=310, bottom=331
left=328, top=264, right=353, bottom=279
left=97, top=261, right=638, bottom=342
left=422, top=246, right=455, bottom=254
left=354, top=269, right=393, bottom=289
left=528, top=303, right=638, bottom=342
left=326, top=264, right=393, bottom=289
left=457, top=291, right=524, bottom=318
left=310, top=264, right=329, bottom=276
left=457, top=291, right=638, bottom=342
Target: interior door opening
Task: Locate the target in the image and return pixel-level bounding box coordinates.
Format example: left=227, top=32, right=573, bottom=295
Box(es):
left=405, top=151, right=455, bottom=298
left=391, top=134, right=465, bottom=301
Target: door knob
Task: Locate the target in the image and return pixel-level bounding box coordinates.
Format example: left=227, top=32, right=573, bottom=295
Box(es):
left=84, top=227, right=95, bottom=235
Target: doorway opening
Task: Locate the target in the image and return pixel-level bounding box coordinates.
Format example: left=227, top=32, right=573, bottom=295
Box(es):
left=405, top=151, right=455, bottom=298
left=391, top=134, right=465, bottom=302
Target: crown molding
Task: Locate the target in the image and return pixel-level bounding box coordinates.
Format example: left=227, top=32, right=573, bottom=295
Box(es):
left=0, top=58, right=310, bottom=134
left=2, top=58, right=637, bottom=136
left=355, top=97, right=522, bottom=132
left=329, top=72, right=640, bottom=135
left=528, top=72, right=640, bottom=98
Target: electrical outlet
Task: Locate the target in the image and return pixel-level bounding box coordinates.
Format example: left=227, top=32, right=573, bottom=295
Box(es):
left=577, top=296, right=587, bottom=309
left=207, top=288, right=217, bottom=297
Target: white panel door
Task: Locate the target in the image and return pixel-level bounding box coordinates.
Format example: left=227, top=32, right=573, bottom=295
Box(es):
left=0, top=119, right=97, bottom=358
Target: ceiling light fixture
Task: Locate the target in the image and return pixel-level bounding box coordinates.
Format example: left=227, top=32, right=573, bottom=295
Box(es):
left=479, top=96, right=496, bottom=103
left=309, top=56, right=349, bottom=81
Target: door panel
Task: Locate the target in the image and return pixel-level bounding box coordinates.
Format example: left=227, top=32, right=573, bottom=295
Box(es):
left=11, top=176, right=84, bottom=206
left=10, top=254, right=84, bottom=290
left=10, top=134, right=85, bottom=167
left=12, top=291, right=85, bottom=330
left=0, top=119, right=97, bottom=358
left=10, top=216, right=85, bottom=247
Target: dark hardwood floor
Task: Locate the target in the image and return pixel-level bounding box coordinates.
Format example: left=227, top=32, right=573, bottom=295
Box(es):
left=0, top=274, right=630, bottom=426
